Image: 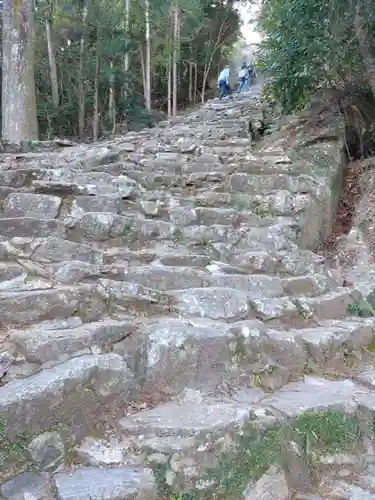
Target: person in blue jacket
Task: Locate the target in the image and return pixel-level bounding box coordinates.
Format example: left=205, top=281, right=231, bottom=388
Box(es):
left=237, top=63, right=248, bottom=94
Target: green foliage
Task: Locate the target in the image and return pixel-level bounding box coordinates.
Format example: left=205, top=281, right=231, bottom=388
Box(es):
left=257, top=0, right=375, bottom=113
left=0, top=421, right=32, bottom=472
left=347, top=288, right=375, bottom=318
left=204, top=410, right=359, bottom=498
left=151, top=410, right=361, bottom=499
left=31, top=0, right=241, bottom=138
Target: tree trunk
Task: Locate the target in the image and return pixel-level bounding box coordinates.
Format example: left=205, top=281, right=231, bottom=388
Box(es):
left=78, top=4, right=88, bottom=140
left=139, top=46, right=147, bottom=104
left=109, top=61, right=116, bottom=134
left=144, top=0, right=152, bottom=111
left=194, top=62, right=197, bottom=103
left=201, top=63, right=208, bottom=103
left=45, top=15, right=59, bottom=108
left=201, top=51, right=217, bottom=103
left=2, top=0, right=38, bottom=141
left=167, top=56, right=172, bottom=118
left=123, top=0, right=130, bottom=106
left=124, top=0, right=130, bottom=75
left=172, top=5, right=178, bottom=117
left=93, top=26, right=100, bottom=142
left=354, top=1, right=375, bottom=98
left=188, top=45, right=193, bottom=103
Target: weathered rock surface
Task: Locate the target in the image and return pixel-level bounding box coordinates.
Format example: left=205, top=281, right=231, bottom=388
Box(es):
left=1, top=87, right=375, bottom=498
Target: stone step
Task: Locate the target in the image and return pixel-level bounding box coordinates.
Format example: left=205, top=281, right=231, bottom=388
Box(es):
left=170, top=286, right=250, bottom=321
left=29, top=236, right=103, bottom=264
left=97, top=278, right=173, bottom=316
left=114, top=316, right=375, bottom=395
left=68, top=212, right=176, bottom=243
left=0, top=88, right=368, bottom=497
left=229, top=248, right=326, bottom=276
left=181, top=221, right=298, bottom=252
left=2, top=192, right=62, bottom=219
left=7, top=317, right=136, bottom=365
left=0, top=353, right=134, bottom=441
left=86, top=263, right=340, bottom=299
left=250, top=288, right=361, bottom=325
left=0, top=217, right=66, bottom=239
left=264, top=318, right=374, bottom=377
left=0, top=168, right=45, bottom=188
left=32, top=171, right=142, bottom=198
left=0, top=284, right=105, bottom=325
left=226, top=172, right=321, bottom=195
left=0, top=467, right=157, bottom=500
left=113, top=376, right=374, bottom=489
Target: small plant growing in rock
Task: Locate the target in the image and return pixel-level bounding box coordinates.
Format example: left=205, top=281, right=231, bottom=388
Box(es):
left=347, top=288, right=375, bottom=318
left=0, top=421, right=34, bottom=482
left=181, top=410, right=360, bottom=499
left=251, top=199, right=273, bottom=218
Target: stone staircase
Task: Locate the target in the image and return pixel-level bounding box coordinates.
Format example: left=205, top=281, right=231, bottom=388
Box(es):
left=1, top=88, right=375, bottom=499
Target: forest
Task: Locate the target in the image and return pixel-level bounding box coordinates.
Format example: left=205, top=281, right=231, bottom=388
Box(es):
left=3, top=0, right=375, bottom=144
left=257, top=0, right=375, bottom=118
left=1, top=0, right=243, bottom=142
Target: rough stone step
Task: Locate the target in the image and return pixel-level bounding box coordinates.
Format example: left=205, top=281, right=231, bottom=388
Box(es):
left=94, top=263, right=339, bottom=298
left=0, top=353, right=134, bottom=441
left=0, top=168, right=45, bottom=188
left=3, top=192, right=62, bottom=219
left=295, top=288, right=362, bottom=321
left=97, top=278, right=173, bottom=316
left=56, top=467, right=156, bottom=500
left=117, top=316, right=375, bottom=395
left=28, top=236, right=103, bottom=264
left=114, top=317, right=269, bottom=393
left=0, top=284, right=105, bottom=325
left=250, top=288, right=361, bottom=325
left=7, top=318, right=135, bottom=364
left=113, top=376, right=374, bottom=489
left=64, top=195, right=128, bottom=218
left=226, top=172, right=321, bottom=195
left=229, top=248, right=326, bottom=276
left=0, top=262, right=24, bottom=282
left=122, top=170, right=186, bottom=189
left=265, top=318, right=375, bottom=375
left=170, top=286, right=250, bottom=321
left=68, top=212, right=176, bottom=243
left=0, top=217, right=66, bottom=239
left=0, top=467, right=157, bottom=500
left=181, top=220, right=298, bottom=252
left=96, top=265, right=287, bottom=295
left=32, top=170, right=143, bottom=198
left=0, top=88, right=365, bottom=497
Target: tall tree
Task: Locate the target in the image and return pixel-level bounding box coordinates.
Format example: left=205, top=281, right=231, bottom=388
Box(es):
left=144, top=0, right=152, bottom=111
left=45, top=0, right=59, bottom=108
left=78, top=1, right=88, bottom=139
left=2, top=0, right=39, bottom=141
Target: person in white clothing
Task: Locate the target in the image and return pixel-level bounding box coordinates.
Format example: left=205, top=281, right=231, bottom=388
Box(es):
left=217, top=65, right=231, bottom=99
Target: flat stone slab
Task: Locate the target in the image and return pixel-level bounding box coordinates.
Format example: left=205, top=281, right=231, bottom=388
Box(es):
left=171, top=287, right=250, bottom=320
left=0, top=284, right=104, bottom=325
left=54, top=467, right=156, bottom=500
left=0, top=354, right=134, bottom=440
left=118, top=391, right=264, bottom=438
left=10, top=318, right=135, bottom=363
left=1, top=472, right=55, bottom=499
left=3, top=193, right=62, bottom=219
left=261, top=377, right=371, bottom=417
